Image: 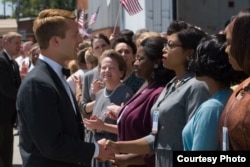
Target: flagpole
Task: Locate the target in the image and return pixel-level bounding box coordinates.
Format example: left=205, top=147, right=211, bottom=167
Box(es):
left=113, top=3, right=122, bottom=35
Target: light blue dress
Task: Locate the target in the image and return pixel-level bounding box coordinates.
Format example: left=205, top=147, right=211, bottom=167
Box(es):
left=182, top=89, right=232, bottom=150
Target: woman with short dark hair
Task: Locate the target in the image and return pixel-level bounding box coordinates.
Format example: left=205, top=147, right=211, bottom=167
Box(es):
left=84, top=36, right=175, bottom=167
left=105, top=26, right=210, bottom=167
left=111, top=37, right=145, bottom=93
left=182, top=34, right=245, bottom=150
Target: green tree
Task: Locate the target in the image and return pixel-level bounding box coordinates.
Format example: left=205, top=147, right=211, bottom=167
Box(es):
left=3, top=0, right=76, bottom=18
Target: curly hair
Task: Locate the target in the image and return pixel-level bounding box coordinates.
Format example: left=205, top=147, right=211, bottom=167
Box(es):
left=190, top=34, right=247, bottom=86
left=140, top=36, right=175, bottom=83
left=111, top=36, right=137, bottom=54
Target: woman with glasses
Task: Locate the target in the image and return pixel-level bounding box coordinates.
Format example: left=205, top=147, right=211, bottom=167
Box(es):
left=84, top=49, right=134, bottom=167
left=104, top=26, right=210, bottom=167
left=84, top=36, right=175, bottom=167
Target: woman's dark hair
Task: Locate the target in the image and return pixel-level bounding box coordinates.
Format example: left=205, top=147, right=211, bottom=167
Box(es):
left=140, top=36, right=175, bottom=83
left=167, top=20, right=192, bottom=35
left=111, top=36, right=137, bottom=54
left=231, top=8, right=250, bottom=75
left=118, top=29, right=134, bottom=41
left=177, top=27, right=207, bottom=50
left=190, top=34, right=246, bottom=86
left=90, top=33, right=110, bottom=48
left=176, top=27, right=207, bottom=71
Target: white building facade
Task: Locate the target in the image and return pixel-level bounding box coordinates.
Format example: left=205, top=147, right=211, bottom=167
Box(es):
left=88, top=0, right=250, bottom=35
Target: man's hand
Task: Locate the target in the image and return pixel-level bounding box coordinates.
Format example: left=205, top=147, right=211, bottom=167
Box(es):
left=20, top=61, right=28, bottom=79
left=96, top=138, right=116, bottom=161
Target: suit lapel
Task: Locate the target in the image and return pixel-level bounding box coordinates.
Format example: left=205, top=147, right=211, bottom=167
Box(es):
left=37, top=60, right=69, bottom=98
left=70, top=90, right=84, bottom=139
left=37, top=60, right=84, bottom=139
left=2, top=52, right=21, bottom=87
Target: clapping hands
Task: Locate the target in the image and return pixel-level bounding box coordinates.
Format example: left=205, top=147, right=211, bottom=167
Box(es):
left=91, top=79, right=104, bottom=96
left=83, top=115, right=104, bottom=132
left=105, top=103, right=123, bottom=120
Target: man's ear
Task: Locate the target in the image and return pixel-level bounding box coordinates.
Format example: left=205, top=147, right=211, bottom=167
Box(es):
left=50, top=36, right=60, bottom=48
left=3, top=38, right=9, bottom=47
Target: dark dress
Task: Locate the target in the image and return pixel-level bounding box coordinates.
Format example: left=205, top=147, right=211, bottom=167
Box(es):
left=123, top=72, right=144, bottom=93
left=118, top=82, right=165, bottom=167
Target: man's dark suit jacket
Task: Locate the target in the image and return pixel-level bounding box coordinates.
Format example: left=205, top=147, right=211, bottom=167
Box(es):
left=16, top=60, right=95, bottom=167
left=0, top=51, right=21, bottom=126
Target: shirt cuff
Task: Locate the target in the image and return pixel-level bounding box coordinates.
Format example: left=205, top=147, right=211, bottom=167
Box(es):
left=93, top=142, right=99, bottom=158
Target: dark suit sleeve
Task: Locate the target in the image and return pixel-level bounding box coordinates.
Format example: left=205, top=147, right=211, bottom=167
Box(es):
left=17, top=76, right=95, bottom=165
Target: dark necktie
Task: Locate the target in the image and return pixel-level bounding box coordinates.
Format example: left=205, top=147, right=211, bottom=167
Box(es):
left=62, top=68, right=71, bottom=79
left=10, top=59, right=18, bottom=73
left=10, top=59, right=21, bottom=87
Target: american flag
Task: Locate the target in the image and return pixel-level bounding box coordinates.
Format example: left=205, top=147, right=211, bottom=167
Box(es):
left=120, top=0, right=143, bottom=15
left=88, top=6, right=100, bottom=26
left=78, top=10, right=85, bottom=28
left=78, top=10, right=87, bottom=37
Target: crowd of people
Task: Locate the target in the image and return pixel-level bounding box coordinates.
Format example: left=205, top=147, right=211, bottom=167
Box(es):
left=0, top=7, right=250, bottom=167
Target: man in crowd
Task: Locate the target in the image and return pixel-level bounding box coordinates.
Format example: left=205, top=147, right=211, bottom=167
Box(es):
left=0, top=32, right=22, bottom=167
left=16, top=9, right=114, bottom=167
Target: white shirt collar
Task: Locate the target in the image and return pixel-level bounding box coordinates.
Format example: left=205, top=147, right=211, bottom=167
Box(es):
left=39, top=54, right=63, bottom=78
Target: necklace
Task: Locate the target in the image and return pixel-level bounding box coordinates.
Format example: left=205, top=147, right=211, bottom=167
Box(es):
left=103, top=83, right=121, bottom=98
left=175, top=79, right=182, bottom=88
left=174, top=73, right=188, bottom=88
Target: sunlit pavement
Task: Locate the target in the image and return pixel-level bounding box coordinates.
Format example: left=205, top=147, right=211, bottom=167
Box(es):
left=13, top=129, right=22, bottom=167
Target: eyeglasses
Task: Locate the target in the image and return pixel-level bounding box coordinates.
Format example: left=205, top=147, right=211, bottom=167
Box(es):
left=164, top=42, right=182, bottom=50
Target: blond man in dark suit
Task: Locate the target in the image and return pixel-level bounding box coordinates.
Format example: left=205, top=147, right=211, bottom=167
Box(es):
left=0, top=31, right=22, bottom=167
left=16, top=9, right=114, bottom=167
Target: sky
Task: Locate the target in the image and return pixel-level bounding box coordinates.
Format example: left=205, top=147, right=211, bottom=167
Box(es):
left=0, top=1, right=13, bottom=16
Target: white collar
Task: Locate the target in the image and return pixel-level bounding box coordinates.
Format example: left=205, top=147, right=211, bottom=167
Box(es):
left=39, top=54, right=63, bottom=78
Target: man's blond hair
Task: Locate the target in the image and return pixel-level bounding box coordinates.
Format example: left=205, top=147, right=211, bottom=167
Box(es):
left=33, top=9, right=76, bottom=49
left=3, top=32, right=22, bottom=43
